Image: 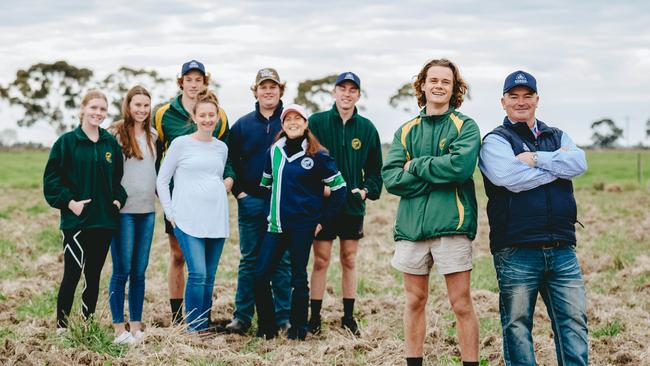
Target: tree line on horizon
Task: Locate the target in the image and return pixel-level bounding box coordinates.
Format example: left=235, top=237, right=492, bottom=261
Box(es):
left=0, top=60, right=648, bottom=148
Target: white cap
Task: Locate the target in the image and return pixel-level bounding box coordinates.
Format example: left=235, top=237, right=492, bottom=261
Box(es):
left=280, top=104, right=308, bottom=122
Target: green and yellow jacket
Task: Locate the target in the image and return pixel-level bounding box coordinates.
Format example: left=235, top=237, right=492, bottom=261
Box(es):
left=154, top=94, right=235, bottom=179
left=382, top=107, right=480, bottom=241
left=308, top=104, right=383, bottom=216
left=43, top=126, right=128, bottom=231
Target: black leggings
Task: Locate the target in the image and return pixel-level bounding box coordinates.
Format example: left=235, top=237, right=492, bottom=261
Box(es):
left=57, top=228, right=112, bottom=328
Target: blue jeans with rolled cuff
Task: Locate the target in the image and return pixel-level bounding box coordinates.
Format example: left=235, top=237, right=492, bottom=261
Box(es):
left=493, top=245, right=588, bottom=366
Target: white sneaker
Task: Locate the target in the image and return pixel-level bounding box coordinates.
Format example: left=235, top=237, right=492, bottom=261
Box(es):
left=114, top=330, right=136, bottom=345
left=132, top=330, right=145, bottom=341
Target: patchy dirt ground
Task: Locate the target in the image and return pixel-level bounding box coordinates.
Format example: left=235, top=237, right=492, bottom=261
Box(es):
left=1, top=181, right=649, bottom=365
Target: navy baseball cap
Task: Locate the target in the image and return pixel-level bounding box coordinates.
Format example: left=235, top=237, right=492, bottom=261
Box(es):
left=503, top=70, right=537, bottom=94
left=181, top=60, right=206, bottom=76
left=335, top=71, right=361, bottom=89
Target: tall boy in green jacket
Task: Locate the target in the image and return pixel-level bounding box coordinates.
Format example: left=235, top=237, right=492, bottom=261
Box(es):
left=382, top=59, right=480, bottom=366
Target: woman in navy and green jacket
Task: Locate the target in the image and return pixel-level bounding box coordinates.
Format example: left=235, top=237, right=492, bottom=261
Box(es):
left=43, top=90, right=127, bottom=332
left=253, top=104, right=346, bottom=341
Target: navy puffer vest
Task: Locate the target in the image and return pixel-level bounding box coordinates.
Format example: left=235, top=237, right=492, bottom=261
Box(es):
left=482, top=118, right=577, bottom=253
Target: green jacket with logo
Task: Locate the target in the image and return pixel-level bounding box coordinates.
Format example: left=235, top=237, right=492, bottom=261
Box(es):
left=382, top=107, right=480, bottom=241
left=308, top=104, right=383, bottom=216
left=43, top=126, right=128, bottom=231
left=154, top=94, right=235, bottom=179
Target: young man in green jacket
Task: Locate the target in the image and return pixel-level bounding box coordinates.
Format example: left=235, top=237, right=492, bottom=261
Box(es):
left=382, top=59, right=480, bottom=366
left=154, top=60, right=234, bottom=325
left=308, top=72, right=383, bottom=336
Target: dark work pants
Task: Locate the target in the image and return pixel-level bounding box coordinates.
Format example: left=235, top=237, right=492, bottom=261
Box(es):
left=253, top=226, right=314, bottom=337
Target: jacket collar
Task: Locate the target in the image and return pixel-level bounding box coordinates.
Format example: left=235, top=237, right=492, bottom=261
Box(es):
left=274, top=136, right=308, bottom=162
left=503, top=117, right=552, bottom=140
left=418, top=106, right=455, bottom=122
left=330, top=103, right=358, bottom=124
left=170, top=94, right=190, bottom=118
left=255, top=100, right=284, bottom=122
left=73, top=125, right=110, bottom=143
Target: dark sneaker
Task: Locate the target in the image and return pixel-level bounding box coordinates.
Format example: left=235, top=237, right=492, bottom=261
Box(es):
left=308, top=315, right=321, bottom=334
left=287, top=327, right=306, bottom=341
left=341, top=316, right=360, bottom=337
left=224, top=319, right=250, bottom=335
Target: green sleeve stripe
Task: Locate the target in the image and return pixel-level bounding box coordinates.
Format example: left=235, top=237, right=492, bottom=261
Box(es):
left=324, top=173, right=345, bottom=188
left=323, top=172, right=342, bottom=183
left=330, top=182, right=346, bottom=191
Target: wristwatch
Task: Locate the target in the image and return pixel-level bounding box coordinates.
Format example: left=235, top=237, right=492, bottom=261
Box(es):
left=532, top=153, right=538, bottom=165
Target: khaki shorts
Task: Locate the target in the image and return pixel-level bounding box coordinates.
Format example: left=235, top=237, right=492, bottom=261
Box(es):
left=391, top=235, right=473, bottom=275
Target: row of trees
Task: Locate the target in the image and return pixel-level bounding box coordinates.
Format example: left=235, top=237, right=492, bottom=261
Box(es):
left=1, top=61, right=648, bottom=148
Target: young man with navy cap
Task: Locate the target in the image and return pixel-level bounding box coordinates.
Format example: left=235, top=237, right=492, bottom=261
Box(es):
left=307, top=71, right=383, bottom=336
left=479, top=70, right=589, bottom=366
left=225, top=68, right=292, bottom=335
left=154, top=60, right=234, bottom=325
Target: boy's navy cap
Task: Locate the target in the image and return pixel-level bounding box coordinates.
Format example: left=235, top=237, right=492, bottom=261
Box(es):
left=503, top=70, right=537, bottom=94
left=181, top=60, right=206, bottom=76
left=335, top=71, right=361, bottom=88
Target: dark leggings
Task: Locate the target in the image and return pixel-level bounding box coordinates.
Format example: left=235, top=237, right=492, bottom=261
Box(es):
left=57, top=228, right=112, bottom=328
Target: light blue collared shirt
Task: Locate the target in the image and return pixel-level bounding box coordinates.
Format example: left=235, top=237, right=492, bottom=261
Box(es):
left=478, top=120, right=588, bottom=193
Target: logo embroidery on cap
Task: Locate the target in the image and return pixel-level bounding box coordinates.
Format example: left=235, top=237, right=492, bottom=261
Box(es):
left=522, top=143, right=530, bottom=152
left=515, top=73, right=528, bottom=84
left=301, top=157, right=314, bottom=170
left=260, top=69, right=275, bottom=77
left=351, top=138, right=361, bottom=150
left=105, top=152, right=112, bottom=163
left=189, top=61, right=199, bottom=68
left=345, top=73, right=354, bottom=80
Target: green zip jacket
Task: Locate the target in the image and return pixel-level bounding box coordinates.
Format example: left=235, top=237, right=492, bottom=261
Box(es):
left=382, top=107, right=480, bottom=241
left=308, top=104, right=383, bottom=216
left=154, top=94, right=235, bottom=179
left=43, top=126, right=128, bottom=231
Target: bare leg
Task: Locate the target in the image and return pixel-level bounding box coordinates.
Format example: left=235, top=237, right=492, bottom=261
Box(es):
left=444, top=271, right=479, bottom=362
left=403, top=273, right=429, bottom=357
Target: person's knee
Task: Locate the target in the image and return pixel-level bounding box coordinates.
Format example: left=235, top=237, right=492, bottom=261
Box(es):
left=111, top=272, right=129, bottom=285
left=170, top=249, right=185, bottom=267
left=313, top=253, right=330, bottom=271
left=405, top=291, right=428, bottom=313
left=449, top=291, right=475, bottom=318
left=340, top=253, right=356, bottom=271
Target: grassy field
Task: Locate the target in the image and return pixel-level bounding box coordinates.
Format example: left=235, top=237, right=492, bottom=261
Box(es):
left=0, top=149, right=649, bottom=365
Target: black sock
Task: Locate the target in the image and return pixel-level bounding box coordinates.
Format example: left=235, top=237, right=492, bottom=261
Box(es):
left=406, top=357, right=423, bottom=366
left=462, top=362, right=479, bottom=366
left=170, top=298, right=183, bottom=325
left=310, top=299, right=322, bottom=319
left=343, top=298, right=355, bottom=318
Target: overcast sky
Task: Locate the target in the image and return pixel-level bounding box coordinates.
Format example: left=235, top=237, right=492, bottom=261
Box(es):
left=1, top=0, right=649, bottom=146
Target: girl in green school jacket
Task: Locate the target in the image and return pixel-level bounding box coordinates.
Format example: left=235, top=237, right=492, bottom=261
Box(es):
left=43, top=90, right=127, bottom=333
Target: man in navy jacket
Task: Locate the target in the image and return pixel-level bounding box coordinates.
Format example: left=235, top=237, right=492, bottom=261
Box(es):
left=479, top=70, right=589, bottom=366
left=225, top=68, right=292, bottom=334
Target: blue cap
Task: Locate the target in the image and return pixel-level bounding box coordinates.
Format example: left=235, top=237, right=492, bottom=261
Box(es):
left=181, top=60, right=206, bottom=76
left=335, top=71, right=361, bottom=89
left=503, top=70, right=537, bottom=94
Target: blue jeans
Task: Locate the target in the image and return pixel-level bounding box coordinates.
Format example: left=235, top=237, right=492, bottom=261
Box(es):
left=253, top=227, right=314, bottom=337
left=173, top=226, right=225, bottom=332
left=493, top=246, right=588, bottom=366
left=234, top=195, right=291, bottom=326
left=109, top=212, right=155, bottom=324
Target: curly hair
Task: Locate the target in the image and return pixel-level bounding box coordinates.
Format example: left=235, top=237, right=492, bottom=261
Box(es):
left=192, top=89, right=220, bottom=115
left=413, top=58, right=468, bottom=109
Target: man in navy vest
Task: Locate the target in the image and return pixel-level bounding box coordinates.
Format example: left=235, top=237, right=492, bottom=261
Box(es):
left=479, top=70, right=589, bottom=366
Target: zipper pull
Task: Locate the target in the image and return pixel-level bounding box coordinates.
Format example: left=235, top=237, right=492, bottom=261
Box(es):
left=267, top=124, right=270, bottom=134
